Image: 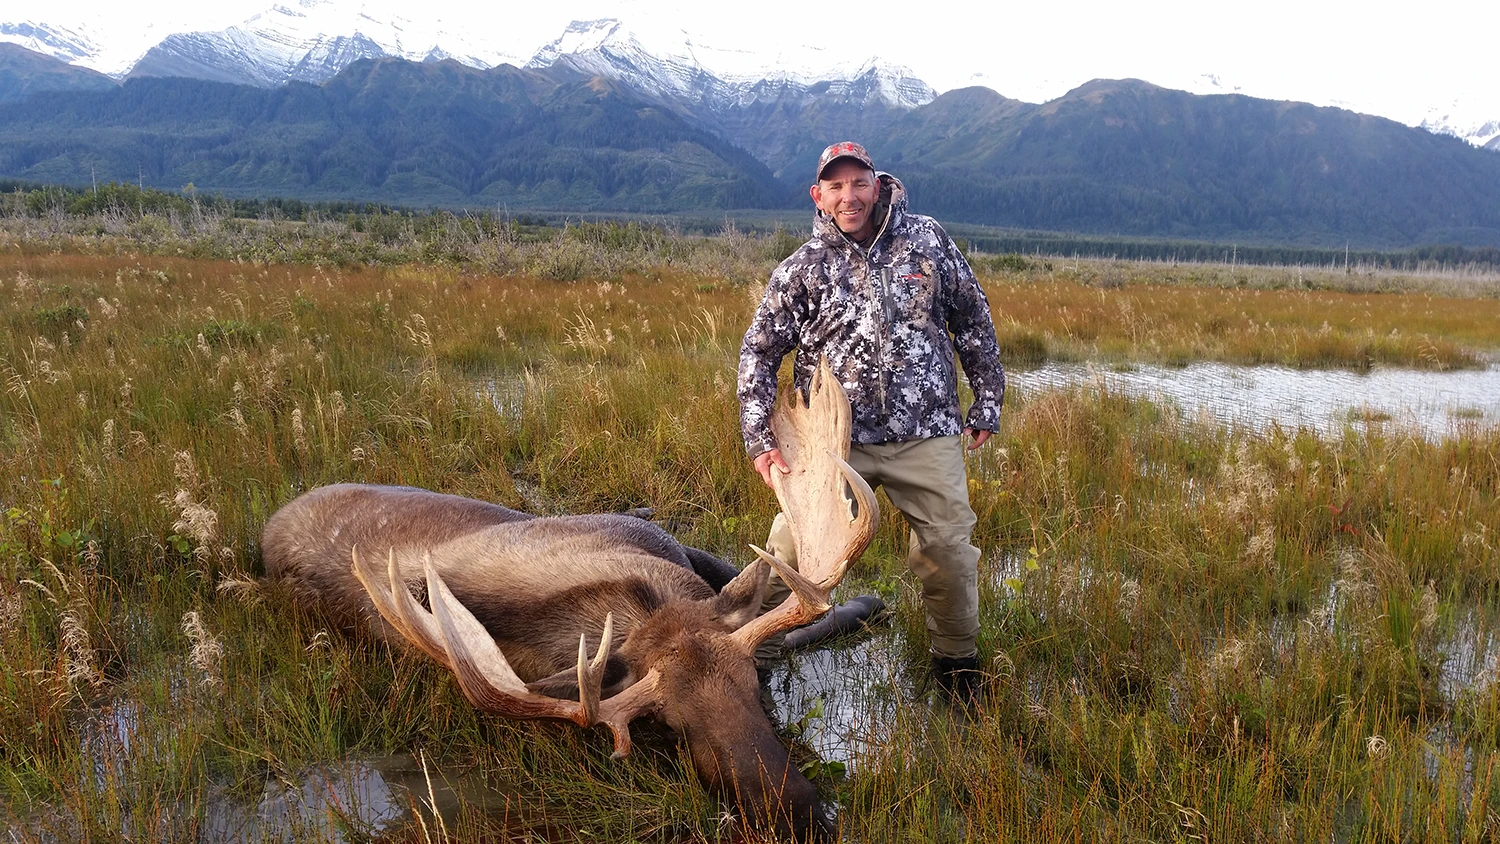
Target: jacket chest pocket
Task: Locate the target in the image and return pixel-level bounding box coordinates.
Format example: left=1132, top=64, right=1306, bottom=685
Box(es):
left=883, top=261, right=938, bottom=321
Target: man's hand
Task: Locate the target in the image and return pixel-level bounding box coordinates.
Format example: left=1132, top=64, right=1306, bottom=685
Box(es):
left=963, top=428, right=992, bottom=451
left=753, top=448, right=790, bottom=487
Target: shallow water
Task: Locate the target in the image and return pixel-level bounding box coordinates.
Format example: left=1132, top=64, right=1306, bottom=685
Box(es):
left=1015, top=360, right=1500, bottom=438
left=481, top=359, right=1500, bottom=441
left=176, top=647, right=905, bottom=841
left=476, top=375, right=525, bottom=423
left=200, top=753, right=511, bottom=843
left=202, top=758, right=409, bottom=841
left=764, top=630, right=912, bottom=773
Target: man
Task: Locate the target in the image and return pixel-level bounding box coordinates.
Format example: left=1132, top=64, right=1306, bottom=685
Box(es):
left=738, top=141, right=1006, bottom=698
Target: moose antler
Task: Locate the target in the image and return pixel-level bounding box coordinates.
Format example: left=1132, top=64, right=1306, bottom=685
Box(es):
left=732, top=358, right=879, bottom=650
left=350, top=546, right=659, bottom=757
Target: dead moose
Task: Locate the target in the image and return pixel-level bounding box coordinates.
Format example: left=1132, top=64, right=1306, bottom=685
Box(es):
left=261, top=361, right=877, bottom=841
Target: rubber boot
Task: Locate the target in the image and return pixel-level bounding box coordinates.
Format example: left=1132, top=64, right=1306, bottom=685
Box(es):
left=782, top=595, right=888, bottom=651
left=931, top=654, right=983, bottom=705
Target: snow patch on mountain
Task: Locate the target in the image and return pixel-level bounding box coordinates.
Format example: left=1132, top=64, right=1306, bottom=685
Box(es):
left=1420, top=98, right=1500, bottom=150
left=1137, top=69, right=1500, bottom=150
left=0, top=16, right=235, bottom=78
left=2, top=4, right=1487, bottom=149
left=0, top=21, right=100, bottom=64
left=131, top=0, right=523, bottom=87
left=1171, top=73, right=1248, bottom=97
left=14, top=4, right=930, bottom=110
left=529, top=18, right=716, bottom=101
left=528, top=18, right=934, bottom=110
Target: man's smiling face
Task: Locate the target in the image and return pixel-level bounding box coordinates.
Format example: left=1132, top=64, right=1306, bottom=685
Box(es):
left=811, top=158, right=880, bottom=242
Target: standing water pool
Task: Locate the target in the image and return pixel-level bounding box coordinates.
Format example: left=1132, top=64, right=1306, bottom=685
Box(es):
left=1014, top=360, right=1500, bottom=438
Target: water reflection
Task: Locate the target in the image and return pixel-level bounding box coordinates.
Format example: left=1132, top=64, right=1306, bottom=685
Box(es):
left=1016, top=360, right=1500, bottom=438
left=201, top=753, right=507, bottom=843
left=476, top=375, right=525, bottom=423
left=480, top=360, right=1500, bottom=441
left=763, top=631, right=912, bottom=774
left=57, top=607, right=1500, bottom=843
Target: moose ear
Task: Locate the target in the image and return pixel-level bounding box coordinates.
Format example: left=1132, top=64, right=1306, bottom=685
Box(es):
left=526, top=655, right=634, bottom=700
left=711, top=556, right=769, bottom=630
left=525, top=668, right=582, bottom=700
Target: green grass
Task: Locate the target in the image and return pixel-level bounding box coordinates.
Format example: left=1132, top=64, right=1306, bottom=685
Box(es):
left=1, top=227, right=1499, bottom=842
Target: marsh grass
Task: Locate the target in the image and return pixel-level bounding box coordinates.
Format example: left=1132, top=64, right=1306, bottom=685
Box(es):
left=985, top=279, right=1499, bottom=370
left=0, top=239, right=1498, bottom=842
left=10, top=206, right=1500, bottom=373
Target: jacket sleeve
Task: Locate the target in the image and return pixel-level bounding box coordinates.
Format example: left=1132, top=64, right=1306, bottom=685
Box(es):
left=939, top=229, right=1006, bottom=432
left=738, top=261, right=805, bottom=456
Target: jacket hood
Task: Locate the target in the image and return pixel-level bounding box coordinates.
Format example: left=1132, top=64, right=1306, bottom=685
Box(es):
left=813, top=172, right=908, bottom=248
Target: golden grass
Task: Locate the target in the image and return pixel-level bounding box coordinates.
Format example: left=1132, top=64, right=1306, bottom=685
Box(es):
left=986, top=279, right=1500, bottom=369
left=1, top=244, right=1498, bottom=842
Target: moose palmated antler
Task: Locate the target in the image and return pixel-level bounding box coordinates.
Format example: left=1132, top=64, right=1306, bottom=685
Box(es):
left=732, top=357, right=879, bottom=650
left=350, top=546, right=660, bottom=757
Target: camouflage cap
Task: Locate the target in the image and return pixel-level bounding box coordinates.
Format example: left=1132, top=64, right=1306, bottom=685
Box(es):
left=816, top=141, right=875, bottom=181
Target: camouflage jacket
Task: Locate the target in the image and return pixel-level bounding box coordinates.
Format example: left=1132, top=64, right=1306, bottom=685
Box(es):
left=738, top=173, right=1006, bottom=457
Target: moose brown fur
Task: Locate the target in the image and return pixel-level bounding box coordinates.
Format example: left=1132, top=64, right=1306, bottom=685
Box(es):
left=260, top=361, right=875, bottom=841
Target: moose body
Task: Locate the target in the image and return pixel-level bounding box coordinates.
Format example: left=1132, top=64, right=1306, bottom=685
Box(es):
left=260, top=362, right=875, bottom=842
left=262, top=484, right=734, bottom=683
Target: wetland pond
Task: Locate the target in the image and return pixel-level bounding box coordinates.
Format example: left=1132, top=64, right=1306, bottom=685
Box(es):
left=484, top=359, right=1500, bottom=441
left=1013, top=359, right=1500, bottom=438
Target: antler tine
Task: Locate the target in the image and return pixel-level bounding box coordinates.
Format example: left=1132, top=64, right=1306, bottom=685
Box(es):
left=596, top=668, right=663, bottom=758
left=576, top=612, right=613, bottom=725
left=749, top=544, right=835, bottom=617
left=732, top=357, right=879, bottom=650
left=352, top=548, right=653, bottom=753
left=350, top=546, right=451, bottom=667
left=421, top=555, right=603, bottom=726
left=351, top=551, right=657, bottom=755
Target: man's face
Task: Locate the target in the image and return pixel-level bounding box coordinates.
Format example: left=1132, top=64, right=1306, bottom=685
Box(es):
left=811, top=159, right=880, bottom=242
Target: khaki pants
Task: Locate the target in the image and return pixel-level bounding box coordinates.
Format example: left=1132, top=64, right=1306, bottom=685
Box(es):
left=758, top=435, right=980, bottom=660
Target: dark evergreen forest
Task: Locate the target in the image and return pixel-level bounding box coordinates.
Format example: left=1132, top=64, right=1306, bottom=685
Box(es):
left=3, top=55, right=1500, bottom=248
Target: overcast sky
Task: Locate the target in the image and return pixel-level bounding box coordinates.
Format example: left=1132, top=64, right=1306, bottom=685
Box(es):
left=12, top=0, right=1497, bottom=124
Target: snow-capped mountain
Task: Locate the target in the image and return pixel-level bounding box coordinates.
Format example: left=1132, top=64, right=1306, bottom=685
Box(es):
left=528, top=19, right=719, bottom=104
left=0, top=16, right=231, bottom=78
left=527, top=18, right=933, bottom=111
left=1, top=3, right=1491, bottom=151
left=1420, top=104, right=1500, bottom=151
left=0, top=21, right=101, bottom=65
left=1, top=6, right=932, bottom=112
left=127, top=0, right=519, bottom=87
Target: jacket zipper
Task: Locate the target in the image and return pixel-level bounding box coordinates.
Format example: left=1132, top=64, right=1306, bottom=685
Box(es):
left=840, top=190, right=898, bottom=418
left=872, top=263, right=889, bottom=416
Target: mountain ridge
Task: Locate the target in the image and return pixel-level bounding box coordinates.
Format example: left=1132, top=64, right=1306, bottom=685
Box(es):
left=2, top=53, right=1499, bottom=248
left=0, top=58, right=796, bottom=210
left=874, top=78, right=1500, bottom=246
left=3, top=5, right=1495, bottom=150
left=0, top=41, right=117, bottom=102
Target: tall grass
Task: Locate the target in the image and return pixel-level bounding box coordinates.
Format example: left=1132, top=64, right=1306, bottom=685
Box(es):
left=1, top=242, right=1498, bottom=842
left=9, top=202, right=1498, bottom=371
left=984, top=279, right=1499, bottom=370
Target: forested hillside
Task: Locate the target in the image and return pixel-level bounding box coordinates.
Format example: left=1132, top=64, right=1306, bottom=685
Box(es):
left=874, top=81, right=1500, bottom=247
left=3, top=54, right=1500, bottom=247
left=0, top=58, right=793, bottom=210
left=0, top=42, right=116, bottom=102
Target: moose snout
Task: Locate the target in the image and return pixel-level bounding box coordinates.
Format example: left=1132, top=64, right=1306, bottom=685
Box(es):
left=679, top=696, right=832, bottom=842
